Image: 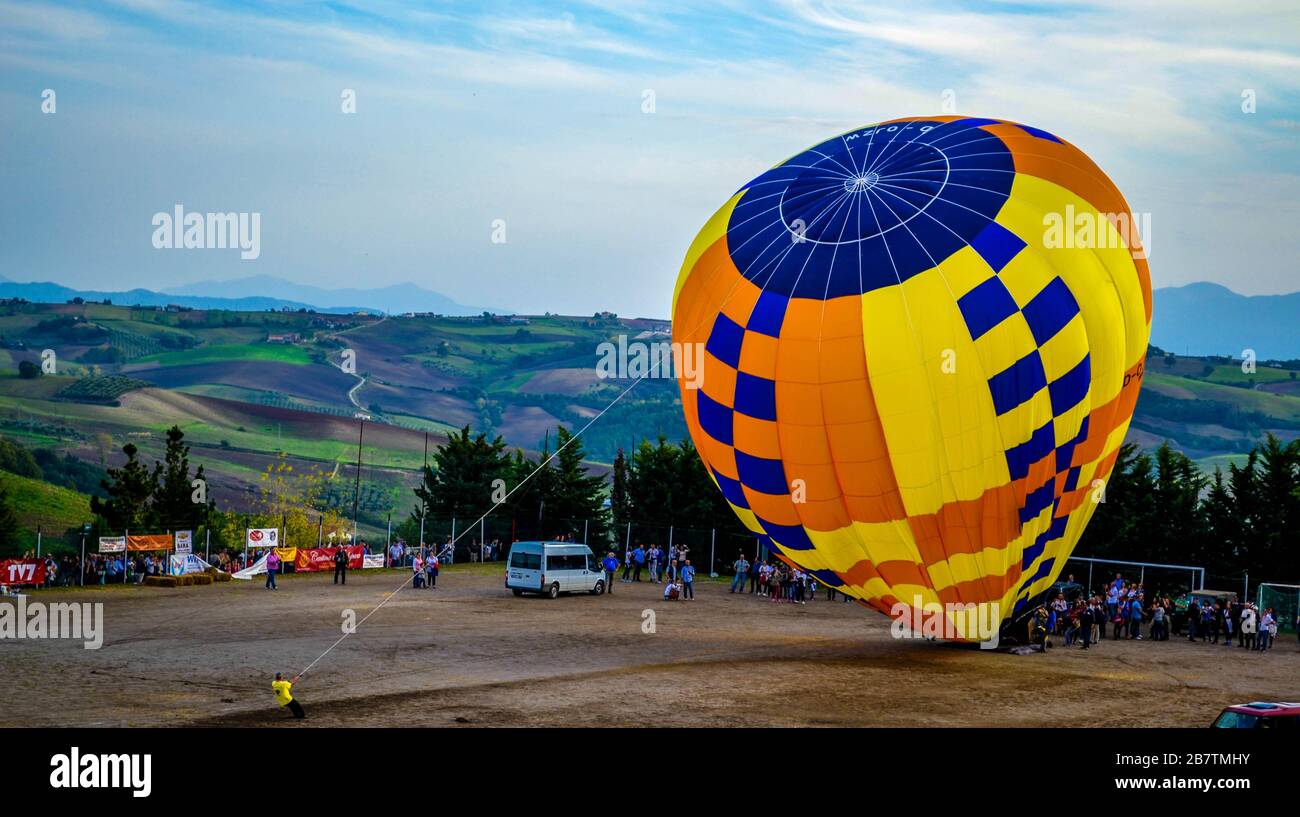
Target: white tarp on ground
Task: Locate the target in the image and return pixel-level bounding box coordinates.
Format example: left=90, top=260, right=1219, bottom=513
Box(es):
left=232, top=553, right=270, bottom=580
left=169, top=553, right=215, bottom=576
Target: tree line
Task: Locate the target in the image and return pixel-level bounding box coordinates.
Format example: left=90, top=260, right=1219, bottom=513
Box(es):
left=1079, top=435, right=1300, bottom=581
left=2, top=418, right=1298, bottom=586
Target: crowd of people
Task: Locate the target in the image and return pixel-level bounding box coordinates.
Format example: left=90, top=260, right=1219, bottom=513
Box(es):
left=1030, top=572, right=1298, bottom=652
left=728, top=553, right=853, bottom=604
left=24, top=552, right=172, bottom=587
left=599, top=543, right=700, bottom=599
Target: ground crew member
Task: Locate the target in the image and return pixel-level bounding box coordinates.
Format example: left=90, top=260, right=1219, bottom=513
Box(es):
left=272, top=672, right=306, bottom=719
left=333, top=546, right=348, bottom=585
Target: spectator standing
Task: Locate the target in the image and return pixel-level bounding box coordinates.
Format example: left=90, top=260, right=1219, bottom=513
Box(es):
left=632, top=545, right=646, bottom=582
left=681, top=560, right=696, bottom=600
left=265, top=549, right=280, bottom=590
left=730, top=554, right=749, bottom=593
left=601, top=551, right=619, bottom=595
left=333, top=546, right=349, bottom=585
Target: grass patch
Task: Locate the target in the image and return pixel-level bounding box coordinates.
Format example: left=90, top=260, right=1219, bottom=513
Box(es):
left=136, top=343, right=312, bottom=367
left=0, top=470, right=92, bottom=553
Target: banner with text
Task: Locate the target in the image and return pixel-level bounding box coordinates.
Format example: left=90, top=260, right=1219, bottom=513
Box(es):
left=0, top=559, right=45, bottom=586
left=295, top=546, right=364, bottom=572
left=98, top=536, right=126, bottom=554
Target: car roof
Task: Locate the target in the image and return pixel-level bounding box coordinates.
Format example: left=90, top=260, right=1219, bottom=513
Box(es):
left=1224, top=702, right=1300, bottom=716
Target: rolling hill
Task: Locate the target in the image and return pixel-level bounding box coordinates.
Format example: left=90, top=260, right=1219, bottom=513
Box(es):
left=1, top=291, right=1297, bottom=537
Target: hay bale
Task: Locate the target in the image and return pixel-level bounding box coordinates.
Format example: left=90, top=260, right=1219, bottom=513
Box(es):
left=213, top=571, right=232, bottom=583
left=191, top=574, right=213, bottom=586
left=145, top=576, right=179, bottom=588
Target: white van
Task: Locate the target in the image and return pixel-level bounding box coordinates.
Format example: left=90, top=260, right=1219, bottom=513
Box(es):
left=506, top=541, right=605, bottom=598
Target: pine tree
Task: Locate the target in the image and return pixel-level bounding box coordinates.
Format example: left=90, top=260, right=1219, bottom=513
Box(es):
left=1253, top=435, right=1300, bottom=577
left=89, top=443, right=156, bottom=532
left=546, top=426, right=610, bottom=545
left=149, top=425, right=207, bottom=531
left=610, top=447, right=630, bottom=530
left=411, top=425, right=512, bottom=525
left=1078, top=443, right=1156, bottom=559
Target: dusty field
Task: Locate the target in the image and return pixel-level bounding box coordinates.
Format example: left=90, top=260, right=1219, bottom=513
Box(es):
left=2, top=565, right=1296, bottom=727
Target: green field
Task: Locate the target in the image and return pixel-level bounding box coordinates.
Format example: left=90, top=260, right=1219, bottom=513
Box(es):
left=1, top=470, right=92, bottom=552
left=135, top=343, right=312, bottom=367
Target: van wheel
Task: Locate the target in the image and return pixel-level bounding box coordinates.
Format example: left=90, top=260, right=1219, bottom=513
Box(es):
left=512, top=589, right=523, bottom=597
left=591, top=581, right=605, bottom=596
left=548, top=583, right=560, bottom=599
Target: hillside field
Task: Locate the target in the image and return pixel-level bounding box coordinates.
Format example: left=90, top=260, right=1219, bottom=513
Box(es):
left=2, top=301, right=1298, bottom=538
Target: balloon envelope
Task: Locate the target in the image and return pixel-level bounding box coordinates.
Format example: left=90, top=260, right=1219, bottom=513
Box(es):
left=672, top=116, right=1151, bottom=639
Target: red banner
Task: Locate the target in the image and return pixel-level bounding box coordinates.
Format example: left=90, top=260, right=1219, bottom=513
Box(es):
left=0, top=559, right=46, bottom=586
left=294, top=546, right=364, bottom=572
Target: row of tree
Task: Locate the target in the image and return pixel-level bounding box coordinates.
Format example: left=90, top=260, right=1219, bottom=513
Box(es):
left=89, top=427, right=210, bottom=533
left=6, top=415, right=1298, bottom=584
left=1079, top=436, right=1300, bottom=581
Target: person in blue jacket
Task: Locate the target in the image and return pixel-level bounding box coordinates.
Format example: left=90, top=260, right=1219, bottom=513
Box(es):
left=681, top=559, right=696, bottom=600
left=601, top=551, right=620, bottom=595
left=632, top=545, right=646, bottom=582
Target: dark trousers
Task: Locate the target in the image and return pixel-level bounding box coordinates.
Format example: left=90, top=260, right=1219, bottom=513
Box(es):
left=683, top=581, right=694, bottom=599
left=605, top=570, right=615, bottom=593
left=749, top=573, right=759, bottom=593
left=334, top=566, right=346, bottom=585
left=266, top=571, right=276, bottom=589
left=287, top=699, right=305, bottom=719
left=633, top=564, right=642, bottom=582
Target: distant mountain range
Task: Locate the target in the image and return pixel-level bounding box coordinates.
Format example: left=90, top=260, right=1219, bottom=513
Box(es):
left=161, top=275, right=496, bottom=316
left=1151, top=283, right=1300, bottom=360
left=0, top=275, right=1294, bottom=356
left=0, top=275, right=495, bottom=316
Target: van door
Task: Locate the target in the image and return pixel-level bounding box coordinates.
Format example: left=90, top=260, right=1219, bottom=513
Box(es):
left=509, top=546, right=542, bottom=590
left=544, top=551, right=567, bottom=592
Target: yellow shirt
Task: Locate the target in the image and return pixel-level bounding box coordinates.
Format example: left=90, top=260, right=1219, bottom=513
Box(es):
left=272, top=679, right=294, bottom=706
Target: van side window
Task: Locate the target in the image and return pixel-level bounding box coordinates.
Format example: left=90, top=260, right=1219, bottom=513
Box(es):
left=511, top=551, right=540, bottom=570
left=547, top=554, right=585, bottom=571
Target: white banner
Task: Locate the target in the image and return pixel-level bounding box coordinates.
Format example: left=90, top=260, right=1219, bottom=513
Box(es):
left=245, top=528, right=279, bottom=548
left=232, top=553, right=269, bottom=580
left=98, top=536, right=126, bottom=553
left=169, top=553, right=212, bottom=576
left=174, top=530, right=193, bottom=554
left=363, top=553, right=385, bottom=569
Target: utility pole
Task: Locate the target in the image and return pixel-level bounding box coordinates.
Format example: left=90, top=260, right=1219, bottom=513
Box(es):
left=352, top=419, right=364, bottom=543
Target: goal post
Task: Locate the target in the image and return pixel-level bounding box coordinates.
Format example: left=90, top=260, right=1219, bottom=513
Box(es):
left=1256, top=583, right=1300, bottom=632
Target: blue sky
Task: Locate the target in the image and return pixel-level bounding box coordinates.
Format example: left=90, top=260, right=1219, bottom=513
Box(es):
left=1, top=0, right=1297, bottom=317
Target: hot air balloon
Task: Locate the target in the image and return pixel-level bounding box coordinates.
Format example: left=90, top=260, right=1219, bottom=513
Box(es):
left=672, top=116, right=1150, bottom=641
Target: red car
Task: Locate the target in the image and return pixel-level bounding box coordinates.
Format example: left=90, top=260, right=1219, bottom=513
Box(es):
left=1211, top=701, right=1300, bottom=728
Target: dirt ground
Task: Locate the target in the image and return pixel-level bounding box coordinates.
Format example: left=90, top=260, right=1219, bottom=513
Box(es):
left=2, top=564, right=1296, bottom=727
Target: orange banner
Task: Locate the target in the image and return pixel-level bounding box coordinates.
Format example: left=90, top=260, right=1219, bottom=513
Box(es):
left=127, top=533, right=173, bottom=551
